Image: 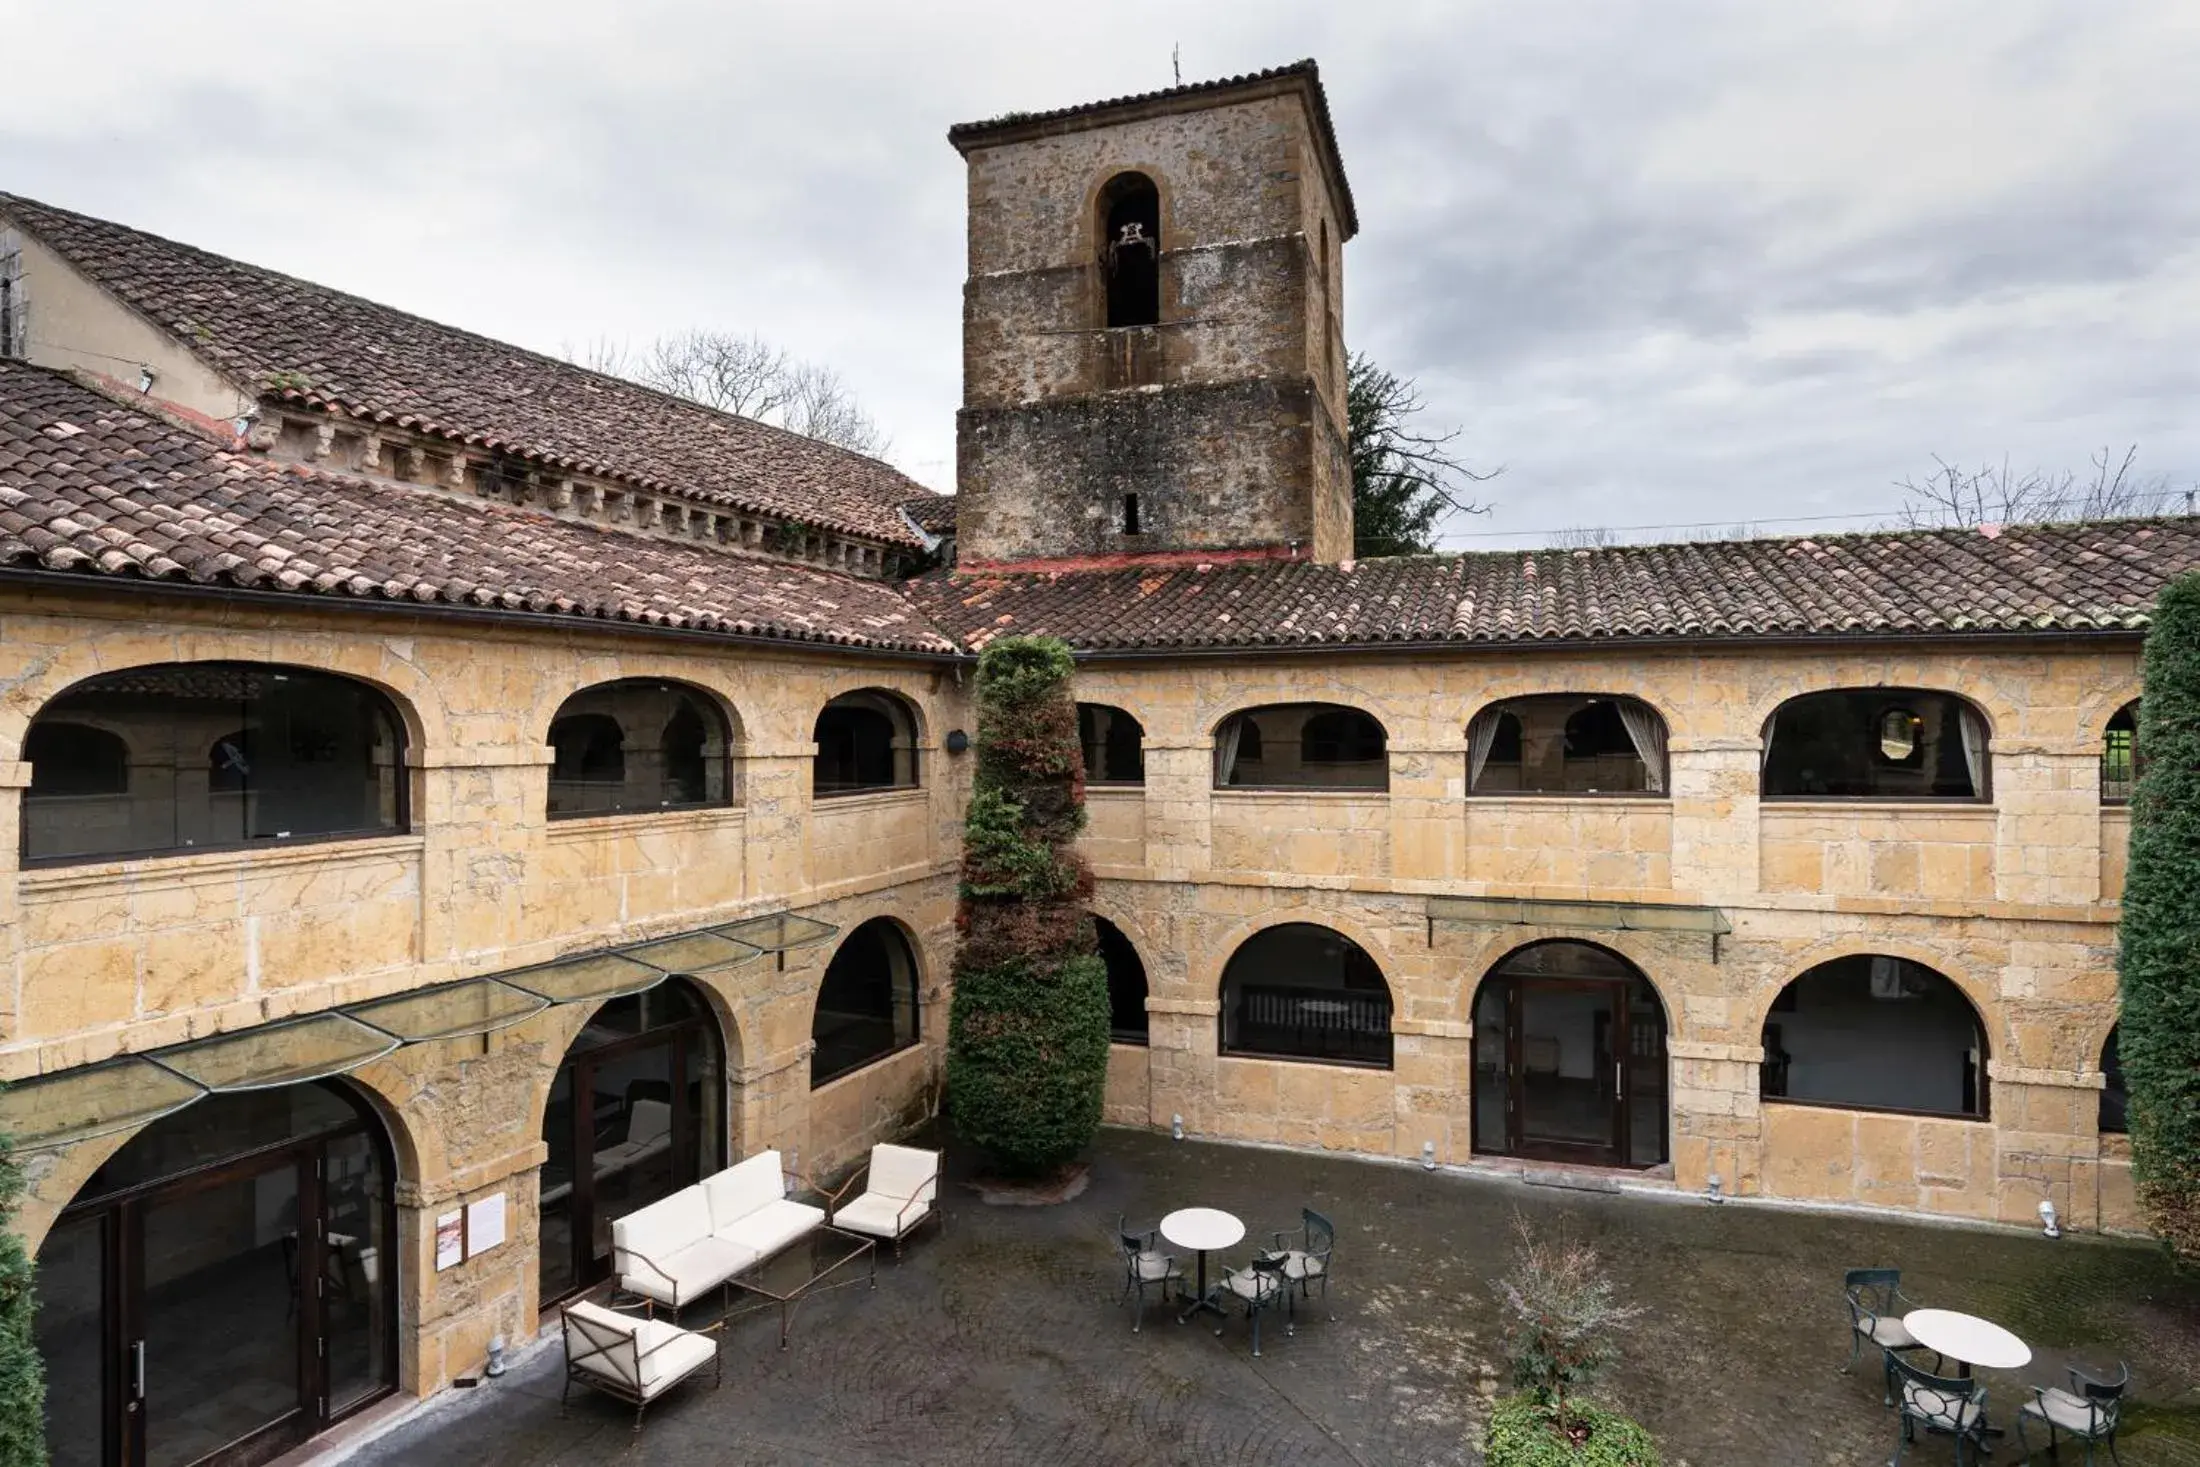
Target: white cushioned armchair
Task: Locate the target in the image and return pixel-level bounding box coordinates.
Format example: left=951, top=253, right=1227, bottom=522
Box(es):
left=561, top=1297, right=720, bottom=1431
left=826, top=1143, right=941, bottom=1256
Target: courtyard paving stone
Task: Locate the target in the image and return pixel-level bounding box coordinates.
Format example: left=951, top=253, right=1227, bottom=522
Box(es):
left=353, top=1128, right=2200, bottom=1466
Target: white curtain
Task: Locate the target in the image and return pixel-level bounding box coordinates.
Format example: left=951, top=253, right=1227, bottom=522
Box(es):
left=1213, top=716, right=1243, bottom=787
left=1467, top=710, right=1501, bottom=791
left=1615, top=702, right=1669, bottom=794
left=1958, top=706, right=1988, bottom=797
left=1760, top=717, right=1777, bottom=773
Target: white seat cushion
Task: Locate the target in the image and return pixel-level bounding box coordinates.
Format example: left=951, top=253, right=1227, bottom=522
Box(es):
left=1128, top=1248, right=1178, bottom=1282
left=611, top=1188, right=714, bottom=1284
left=1272, top=1249, right=1326, bottom=1282
left=620, top=1234, right=755, bottom=1308
left=836, top=1190, right=930, bottom=1240
left=2021, top=1387, right=2112, bottom=1435
left=631, top=1319, right=718, bottom=1399
left=1861, top=1316, right=1917, bottom=1350
left=1222, top=1270, right=1280, bottom=1303
left=1902, top=1380, right=1983, bottom=1431
left=719, top=1196, right=823, bottom=1258
left=702, top=1151, right=784, bottom=1232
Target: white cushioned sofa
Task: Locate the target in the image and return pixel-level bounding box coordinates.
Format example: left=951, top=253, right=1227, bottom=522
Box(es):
left=610, top=1149, right=823, bottom=1313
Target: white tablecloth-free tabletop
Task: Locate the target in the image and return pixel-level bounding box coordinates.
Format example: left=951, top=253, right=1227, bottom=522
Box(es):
left=1903, top=1309, right=2032, bottom=1372
left=1160, top=1207, right=1246, bottom=1254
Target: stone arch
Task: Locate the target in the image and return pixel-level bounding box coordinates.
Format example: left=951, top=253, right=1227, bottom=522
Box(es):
left=1440, top=925, right=1685, bottom=1033
left=812, top=675, right=935, bottom=745
left=1471, top=935, right=1674, bottom=1028
left=1092, top=168, right=1167, bottom=329
left=544, top=676, right=739, bottom=815
left=1759, top=685, right=1995, bottom=800
left=809, top=914, right=927, bottom=1088
left=1216, top=919, right=1394, bottom=1067
left=1195, top=905, right=1404, bottom=1002
left=521, top=654, right=752, bottom=755
left=1741, top=676, right=2016, bottom=752
left=1748, top=936, right=2007, bottom=1061
left=1755, top=951, right=1993, bottom=1118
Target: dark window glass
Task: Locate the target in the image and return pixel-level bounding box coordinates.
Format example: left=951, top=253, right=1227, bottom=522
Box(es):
left=814, top=691, right=919, bottom=796
left=811, top=918, right=921, bottom=1086
left=2099, top=1024, right=2127, bottom=1134
left=1216, top=704, right=1387, bottom=790
left=2103, top=702, right=2140, bottom=803
left=547, top=680, right=733, bottom=818
left=1469, top=694, right=1664, bottom=795
left=21, top=663, right=405, bottom=863
left=1099, top=172, right=1161, bottom=328
left=1758, top=955, right=1987, bottom=1118
left=1095, top=916, right=1148, bottom=1043
left=1219, top=923, right=1392, bottom=1067
left=1078, top=703, right=1145, bottom=785
left=1761, top=689, right=1988, bottom=800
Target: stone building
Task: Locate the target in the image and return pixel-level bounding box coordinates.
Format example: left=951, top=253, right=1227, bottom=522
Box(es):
left=0, top=59, right=2184, bottom=1467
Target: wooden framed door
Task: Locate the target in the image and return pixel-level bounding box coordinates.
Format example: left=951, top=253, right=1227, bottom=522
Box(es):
left=1511, top=976, right=1629, bottom=1166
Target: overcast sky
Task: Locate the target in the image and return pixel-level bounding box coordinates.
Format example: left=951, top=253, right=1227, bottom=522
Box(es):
left=8, top=2, right=2197, bottom=546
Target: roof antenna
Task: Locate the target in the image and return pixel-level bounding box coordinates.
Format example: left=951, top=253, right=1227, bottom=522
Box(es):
left=1172, top=44, right=1182, bottom=86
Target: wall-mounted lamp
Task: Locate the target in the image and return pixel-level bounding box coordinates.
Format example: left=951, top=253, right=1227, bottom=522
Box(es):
left=944, top=729, right=971, bottom=755
left=135, top=365, right=157, bottom=395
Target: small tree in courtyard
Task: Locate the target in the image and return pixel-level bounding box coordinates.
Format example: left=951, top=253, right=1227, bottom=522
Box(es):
left=1487, top=1214, right=1653, bottom=1465
left=0, top=1114, right=47, bottom=1464
left=2118, top=573, right=2200, bottom=1257
left=944, top=636, right=1113, bottom=1177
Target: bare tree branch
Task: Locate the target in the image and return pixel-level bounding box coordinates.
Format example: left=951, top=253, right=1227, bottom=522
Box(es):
left=563, top=329, right=890, bottom=457
left=1896, top=445, right=2175, bottom=528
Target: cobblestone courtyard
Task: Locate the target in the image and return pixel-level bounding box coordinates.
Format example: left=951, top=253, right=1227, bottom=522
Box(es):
left=353, top=1130, right=2200, bottom=1466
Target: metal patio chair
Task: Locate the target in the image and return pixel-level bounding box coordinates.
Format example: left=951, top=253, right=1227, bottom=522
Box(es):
left=1116, top=1215, right=1183, bottom=1332
left=1889, top=1352, right=1991, bottom=1465
left=2017, top=1361, right=2127, bottom=1466
left=1210, top=1253, right=1291, bottom=1357
left=1260, top=1206, right=1336, bottom=1329
left=1845, top=1267, right=1931, bottom=1404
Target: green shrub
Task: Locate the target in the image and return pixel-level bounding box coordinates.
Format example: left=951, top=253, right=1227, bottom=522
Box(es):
left=1485, top=1394, right=1660, bottom=1467
left=1492, top=1215, right=1641, bottom=1433
left=0, top=1108, right=46, bottom=1465
left=2118, top=573, right=2200, bottom=1257
left=945, top=636, right=1112, bottom=1177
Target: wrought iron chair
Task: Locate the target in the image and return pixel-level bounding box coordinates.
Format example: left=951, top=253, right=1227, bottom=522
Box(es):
left=1845, top=1267, right=1931, bottom=1404
left=1260, top=1206, right=1336, bottom=1331
left=1210, top=1253, right=1291, bottom=1357
left=1889, top=1352, right=1991, bottom=1465
left=1116, top=1216, right=1183, bottom=1333
left=2017, top=1362, right=2127, bottom=1465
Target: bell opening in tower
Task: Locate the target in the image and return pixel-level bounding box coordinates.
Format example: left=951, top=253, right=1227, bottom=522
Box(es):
left=1099, top=172, right=1161, bottom=328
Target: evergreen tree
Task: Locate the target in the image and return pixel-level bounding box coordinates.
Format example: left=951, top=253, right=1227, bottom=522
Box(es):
left=1347, top=351, right=1495, bottom=557
left=0, top=1113, right=46, bottom=1465
left=944, top=636, right=1112, bottom=1176
left=2117, top=573, right=2200, bottom=1256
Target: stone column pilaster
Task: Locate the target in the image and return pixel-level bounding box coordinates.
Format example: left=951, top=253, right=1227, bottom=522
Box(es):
left=1141, top=742, right=1214, bottom=880
left=1992, top=743, right=2103, bottom=905
left=1667, top=737, right=1762, bottom=900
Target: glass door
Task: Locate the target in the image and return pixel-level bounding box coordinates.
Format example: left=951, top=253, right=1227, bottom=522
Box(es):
left=1515, top=978, right=1625, bottom=1165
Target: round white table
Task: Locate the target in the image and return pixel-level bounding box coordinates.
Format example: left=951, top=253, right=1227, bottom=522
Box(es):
left=1903, top=1308, right=2031, bottom=1377
left=1160, top=1207, right=1245, bottom=1323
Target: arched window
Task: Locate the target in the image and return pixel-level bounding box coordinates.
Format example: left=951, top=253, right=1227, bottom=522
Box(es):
left=1219, top=923, right=1392, bottom=1067
left=814, top=689, right=920, bottom=796
left=811, top=918, right=922, bottom=1085
left=546, top=680, right=732, bottom=818
left=1759, top=956, right=1988, bottom=1118
left=1078, top=703, right=1145, bottom=785
left=2099, top=1024, right=2127, bottom=1135
left=1095, top=916, right=1148, bottom=1043
left=23, top=722, right=129, bottom=796
left=1215, top=704, right=1387, bottom=790
left=21, top=663, right=405, bottom=864
left=2103, top=701, right=2141, bottom=803
left=1468, top=694, right=1668, bottom=794
left=1098, top=171, right=1161, bottom=328
left=1761, top=689, right=1988, bottom=800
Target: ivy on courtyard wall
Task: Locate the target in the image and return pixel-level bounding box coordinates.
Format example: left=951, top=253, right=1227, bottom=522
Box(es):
left=2117, top=573, right=2200, bottom=1257
left=944, top=636, right=1113, bottom=1176
left=0, top=1113, right=46, bottom=1465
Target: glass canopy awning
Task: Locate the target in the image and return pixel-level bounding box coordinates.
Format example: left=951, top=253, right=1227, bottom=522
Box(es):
left=1426, top=895, right=1732, bottom=959
left=0, top=910, right=838, bottom=1154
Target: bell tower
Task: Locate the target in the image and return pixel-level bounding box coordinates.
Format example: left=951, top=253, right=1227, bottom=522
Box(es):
left=948, top=61, right=1357, bottom=566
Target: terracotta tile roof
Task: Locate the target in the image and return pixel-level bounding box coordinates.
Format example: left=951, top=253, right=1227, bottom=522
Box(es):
left=906, top=523, right=2200, bottom=653
left=0, top=193, right=944, bottom=550
left=901, top=492, right=957, bottom=538
left=948, top=60, right=1359, bottom=239
left=0, top=362, right=956, bottom=653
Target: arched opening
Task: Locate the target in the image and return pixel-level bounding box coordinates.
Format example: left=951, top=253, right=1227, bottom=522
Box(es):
left=1078, top=703, right=1145, bottom=785
left=1761, top=688, right=1989, bottom=800
left=1759, top=956, right=1988, bottom=1118
left=1472, top=941, right=1668, bottom=1168
left=1098, top=171, right=1160, bottom=328
left=1468, top=694, right=1669, bottom=795
left=1215, top=704, right=1387, bottom=790
left=1219, top=923, right=1392, bottom=1067
left=811, top=918, right=921, bottom=1086
left=34, top=1080, right=399, bottom=1465
left=2099, top=1024, right=2127, bottom=1135
left=547, top=679, right=733, bottom=818
left=21, top=662, right=406, bottom=863
left=2103, top=700, right=2140, bottom=803
left=814, top=690, right=920, bottom=797
left=1094, top=916, right=1148, bottom=1044
left=539, top=978, right=727, bottom=1304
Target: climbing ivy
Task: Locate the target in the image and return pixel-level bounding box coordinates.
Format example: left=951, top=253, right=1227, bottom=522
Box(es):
left=0, top=1109, right=46, bottom=1465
